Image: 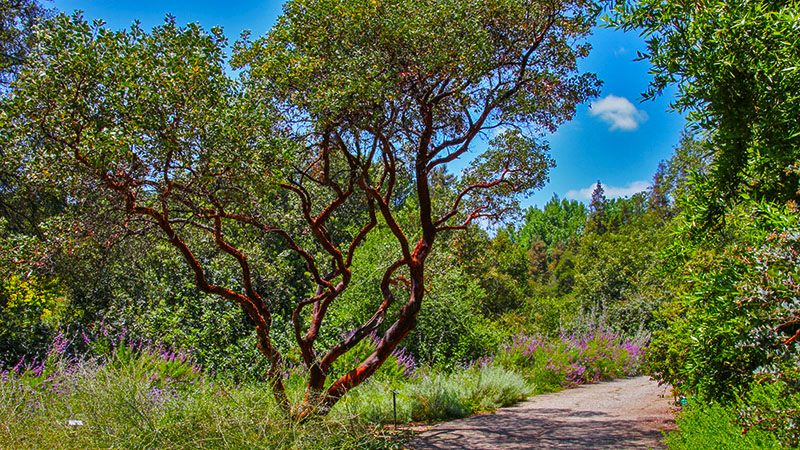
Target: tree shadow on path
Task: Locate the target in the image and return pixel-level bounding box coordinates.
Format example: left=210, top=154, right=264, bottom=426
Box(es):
left=405, top=377, right=674, bottom=450
left=407, top=413, right=666, bottom=449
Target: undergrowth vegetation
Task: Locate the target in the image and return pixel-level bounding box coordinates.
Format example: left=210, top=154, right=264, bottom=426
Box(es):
left=0, top=335, right=398, bottom=450
left=0, top=327, right=642, bottom=449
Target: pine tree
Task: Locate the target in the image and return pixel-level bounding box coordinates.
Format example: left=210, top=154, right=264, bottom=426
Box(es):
left=587, top=181, right=608, bottom=235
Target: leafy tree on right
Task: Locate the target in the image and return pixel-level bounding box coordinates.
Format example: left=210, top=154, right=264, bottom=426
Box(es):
left=611, top=0, right=800, bottom=218
left=612, top=1, right=800, bottom=445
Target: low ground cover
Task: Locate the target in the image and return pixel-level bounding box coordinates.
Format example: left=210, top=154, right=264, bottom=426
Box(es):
left=665, top=379, right=800, bottom=450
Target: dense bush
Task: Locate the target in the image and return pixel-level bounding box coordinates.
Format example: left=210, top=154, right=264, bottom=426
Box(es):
left=0, top=274, right=66, bottom=364
left=648, top=201, right=800, bottom=401
left=322, top=224, right=507, bottom=369
left=401, top=267, right=506, bottom=368
left=512, top=294, right=579, bottom=337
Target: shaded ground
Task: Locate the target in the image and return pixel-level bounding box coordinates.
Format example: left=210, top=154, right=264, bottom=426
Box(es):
left=405, top=376, right=676, bottom=450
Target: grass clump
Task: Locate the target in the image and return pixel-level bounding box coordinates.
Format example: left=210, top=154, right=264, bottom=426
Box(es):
left=338, top=363, right=533, bottom=424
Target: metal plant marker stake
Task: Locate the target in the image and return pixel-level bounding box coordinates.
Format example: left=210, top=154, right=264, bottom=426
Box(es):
left=390, top=389, right=399, bottom=429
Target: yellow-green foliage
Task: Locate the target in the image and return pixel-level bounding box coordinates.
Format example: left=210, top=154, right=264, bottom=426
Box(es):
left=3, top=274, right=66, bottom=325
left=1, top=275, right=67, bottom=362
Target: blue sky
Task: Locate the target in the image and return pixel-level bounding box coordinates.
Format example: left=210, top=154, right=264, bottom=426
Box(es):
left=51, top=0, right=687, bottom=209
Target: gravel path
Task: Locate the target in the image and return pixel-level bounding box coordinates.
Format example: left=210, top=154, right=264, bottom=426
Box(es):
left=405, top=376, right=676, bottom=450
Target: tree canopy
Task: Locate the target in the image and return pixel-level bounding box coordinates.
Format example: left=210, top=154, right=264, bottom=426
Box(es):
left=0, top=0, right=49, bottom=87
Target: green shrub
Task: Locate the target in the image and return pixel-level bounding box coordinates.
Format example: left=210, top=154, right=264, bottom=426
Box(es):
left=515, top=294, right=579, bottom=337
left=0, top=274, right=67, bottom=364
left=665, top=401, right=780, bottom=450
left=648, top=200, right=800, bottom=402
left=321, top=224, right=506, bottom=370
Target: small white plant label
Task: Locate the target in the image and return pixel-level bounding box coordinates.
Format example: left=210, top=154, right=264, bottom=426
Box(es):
left=67, top=420, right=84, bottom=427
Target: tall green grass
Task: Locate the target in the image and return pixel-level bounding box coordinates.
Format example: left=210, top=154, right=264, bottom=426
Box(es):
left=0, top=338, right=398, bottom=450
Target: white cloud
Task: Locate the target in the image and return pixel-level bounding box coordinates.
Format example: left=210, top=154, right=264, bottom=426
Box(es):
left=490, top=125, right=511, bottom=138
left=589, top=94, right=648, bottom=131
left=565, top=181, right=650, bottom=201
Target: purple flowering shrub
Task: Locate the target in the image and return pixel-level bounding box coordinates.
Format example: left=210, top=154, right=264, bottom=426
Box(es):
left=81, top=324, right=203, bottom=385
left=0, top=328, right=206, bottom=421
left=0, top=332, right=191, bottom=447
left=495, top=328, right=645, bottom=393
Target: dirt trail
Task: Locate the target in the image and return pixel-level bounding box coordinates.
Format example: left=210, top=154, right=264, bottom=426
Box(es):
left=405, top=376, right=676, bottom=450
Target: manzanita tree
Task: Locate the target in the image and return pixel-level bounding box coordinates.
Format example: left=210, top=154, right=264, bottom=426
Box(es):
left=3, top=0, right=599, bottom=417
